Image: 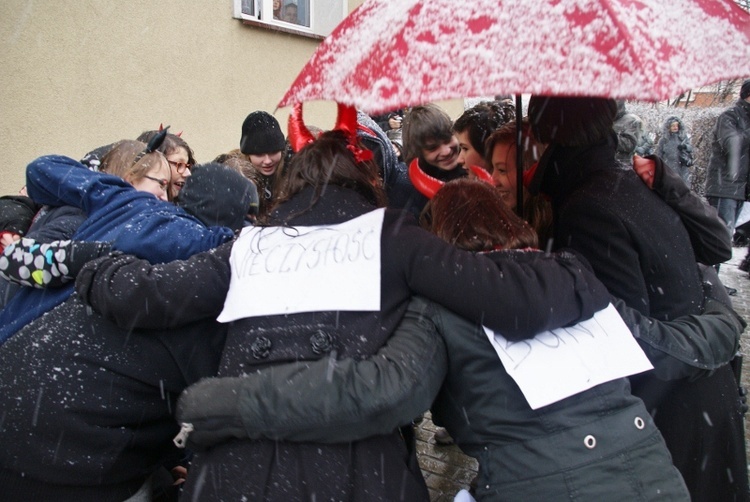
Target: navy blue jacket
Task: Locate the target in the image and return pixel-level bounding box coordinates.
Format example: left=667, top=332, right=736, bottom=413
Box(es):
left=0, top=155, right=234, bottom=343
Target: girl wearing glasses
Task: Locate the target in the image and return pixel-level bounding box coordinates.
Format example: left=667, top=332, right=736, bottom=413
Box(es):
left=137, top=130, right=196, bottom=201
left=99, top=140, right=171, bottom=202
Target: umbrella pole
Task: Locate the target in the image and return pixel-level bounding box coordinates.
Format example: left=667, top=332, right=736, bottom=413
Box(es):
left=515, top=94, right=524, bottom=219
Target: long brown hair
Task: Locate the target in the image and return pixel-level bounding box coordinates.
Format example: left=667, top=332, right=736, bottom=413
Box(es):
left=425, top=178, right=538, bottom=252
left=273, top=130, right=387, bottom=213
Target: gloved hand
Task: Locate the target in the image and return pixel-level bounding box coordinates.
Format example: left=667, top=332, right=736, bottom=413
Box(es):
left=1, top=238, right=112, bottom=288
left=175, top=376, right=247, bottom=450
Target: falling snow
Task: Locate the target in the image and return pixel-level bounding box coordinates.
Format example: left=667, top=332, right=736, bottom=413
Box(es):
left=280, top=0, right=750, bottom=113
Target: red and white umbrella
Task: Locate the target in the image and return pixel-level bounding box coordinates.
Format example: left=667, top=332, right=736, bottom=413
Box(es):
left=279, top=0, right=750, bottom=114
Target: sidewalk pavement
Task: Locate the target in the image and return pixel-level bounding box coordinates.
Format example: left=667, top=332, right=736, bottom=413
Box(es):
left=415, top=246, right=750, bottom=502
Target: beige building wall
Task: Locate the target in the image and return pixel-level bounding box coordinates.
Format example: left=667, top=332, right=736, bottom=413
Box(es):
left=0, top=0, right=462, bottom=196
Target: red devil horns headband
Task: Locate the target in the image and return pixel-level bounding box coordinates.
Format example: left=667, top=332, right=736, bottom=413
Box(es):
left=158, top=123, right=182, bottom=137
left=288, top=102, right=373, bottom=163
left=409, top=160, right=494, bottom=199
left=288, top=104, right=316, bottom=152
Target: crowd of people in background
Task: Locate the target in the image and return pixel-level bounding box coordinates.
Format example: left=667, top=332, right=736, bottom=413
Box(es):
left=0, top=84, right=749, bottom=501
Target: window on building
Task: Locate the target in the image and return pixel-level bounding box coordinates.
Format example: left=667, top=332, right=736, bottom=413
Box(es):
left=235, top=0, right=347, bottom=39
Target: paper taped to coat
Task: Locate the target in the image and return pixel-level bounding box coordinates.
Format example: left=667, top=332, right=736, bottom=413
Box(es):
left=218, top=209, right=384, bottom=322
left=483, top=303, right=653, bottom=410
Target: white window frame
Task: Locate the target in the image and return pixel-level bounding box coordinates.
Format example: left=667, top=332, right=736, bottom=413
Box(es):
left=233, top=0, right=347, bottom=39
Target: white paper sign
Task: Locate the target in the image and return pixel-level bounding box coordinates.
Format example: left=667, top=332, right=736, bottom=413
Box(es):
left=217, top=208, right=384, bottom=322
left=483, top=303, right=653, bottom=410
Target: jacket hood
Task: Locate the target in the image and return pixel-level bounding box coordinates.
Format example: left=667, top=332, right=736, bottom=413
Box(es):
left=661, top=116, right=686, bottom=136
left=177, top=162, right=258, bottom=231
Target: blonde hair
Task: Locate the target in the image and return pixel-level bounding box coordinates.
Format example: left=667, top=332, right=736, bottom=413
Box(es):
left=100, top=140, right=170, bottom=185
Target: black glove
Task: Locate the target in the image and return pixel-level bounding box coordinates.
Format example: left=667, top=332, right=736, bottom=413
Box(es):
left=66, top=241, right=114, bottom=277
left=175, top=377, right=247, bottom=450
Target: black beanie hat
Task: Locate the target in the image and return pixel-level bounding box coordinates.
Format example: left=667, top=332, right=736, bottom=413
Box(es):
left=0, top=195, right=39, bottom=235
left=177, top=163, right=259, bottom=232
left=240, top=111, right=286, bottom=155
left=741, top=80, right=750, bottom=100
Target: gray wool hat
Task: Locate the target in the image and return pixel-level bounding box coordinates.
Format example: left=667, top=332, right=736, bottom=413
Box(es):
left=177, top=162, right=258, bottom=231
left=240, top=111, right=286, bottom=155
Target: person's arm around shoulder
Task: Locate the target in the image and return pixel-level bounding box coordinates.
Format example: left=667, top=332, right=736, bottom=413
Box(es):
left=175, top=296, right=448, bottom=448
left=633, top=154, right=731, bottom=265
left=1, top=238, right=112, bottom=289
left=26, top=155, right=130, bottom=214
left=75, top=241, right=233, bottom=330
left=389, top=214, right=610, bottom=340
left=614, top=265, right=744, bottom=381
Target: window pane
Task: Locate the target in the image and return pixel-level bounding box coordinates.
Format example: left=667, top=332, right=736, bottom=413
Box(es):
left=241, top=0, right=255, bottom=16
left=278, top=0, right=310, bottom=27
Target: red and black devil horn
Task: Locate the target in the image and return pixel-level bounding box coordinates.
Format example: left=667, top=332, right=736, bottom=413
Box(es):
left=288, top=103, right=316, bottom=153
left=408, top=159, right=444, bottom=199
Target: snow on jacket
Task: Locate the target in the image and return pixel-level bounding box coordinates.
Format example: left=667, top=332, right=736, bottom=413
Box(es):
left=535, top=136, right=703, bottom=320
left=0, top=295, right=227, bottom=502
left=0, top=155, right=235, bottom=343
left=75, top=184, right=610, bottom=501
left=534, top=136, right=747, bottom=500
left=173, top=277, right=743, bottom=501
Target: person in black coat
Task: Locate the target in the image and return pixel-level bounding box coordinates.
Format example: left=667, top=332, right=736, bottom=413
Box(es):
left=172, top=180, right=743, bottom=501
left=528, top=95, right=748, bottom=501
left=75, top=124, right=610, bottom=501
left=0, top=163, right=257, bottom=502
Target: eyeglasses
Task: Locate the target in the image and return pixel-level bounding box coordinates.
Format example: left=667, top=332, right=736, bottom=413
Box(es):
left=143, top=175, right=170, bottom=190
left=168, top=159, right=192, bottom=174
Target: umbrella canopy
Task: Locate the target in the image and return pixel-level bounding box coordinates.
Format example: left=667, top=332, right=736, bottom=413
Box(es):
left=279, top=0, right=750, bottom=114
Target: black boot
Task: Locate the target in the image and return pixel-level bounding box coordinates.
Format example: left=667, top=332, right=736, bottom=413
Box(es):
left=739, top=253, right=750, bottom=272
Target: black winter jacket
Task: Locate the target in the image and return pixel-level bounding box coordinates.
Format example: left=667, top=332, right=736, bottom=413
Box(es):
left=0, top=296, right=226, bottom=502
left=535, top=136, right=747, bottom=501
left=705, top=99, right=750, bottom=200
left=76, top=184, right=609, bottom=501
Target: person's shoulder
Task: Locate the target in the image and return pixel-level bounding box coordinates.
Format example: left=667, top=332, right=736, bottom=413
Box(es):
left=384, top=207, right=419, bottom=227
